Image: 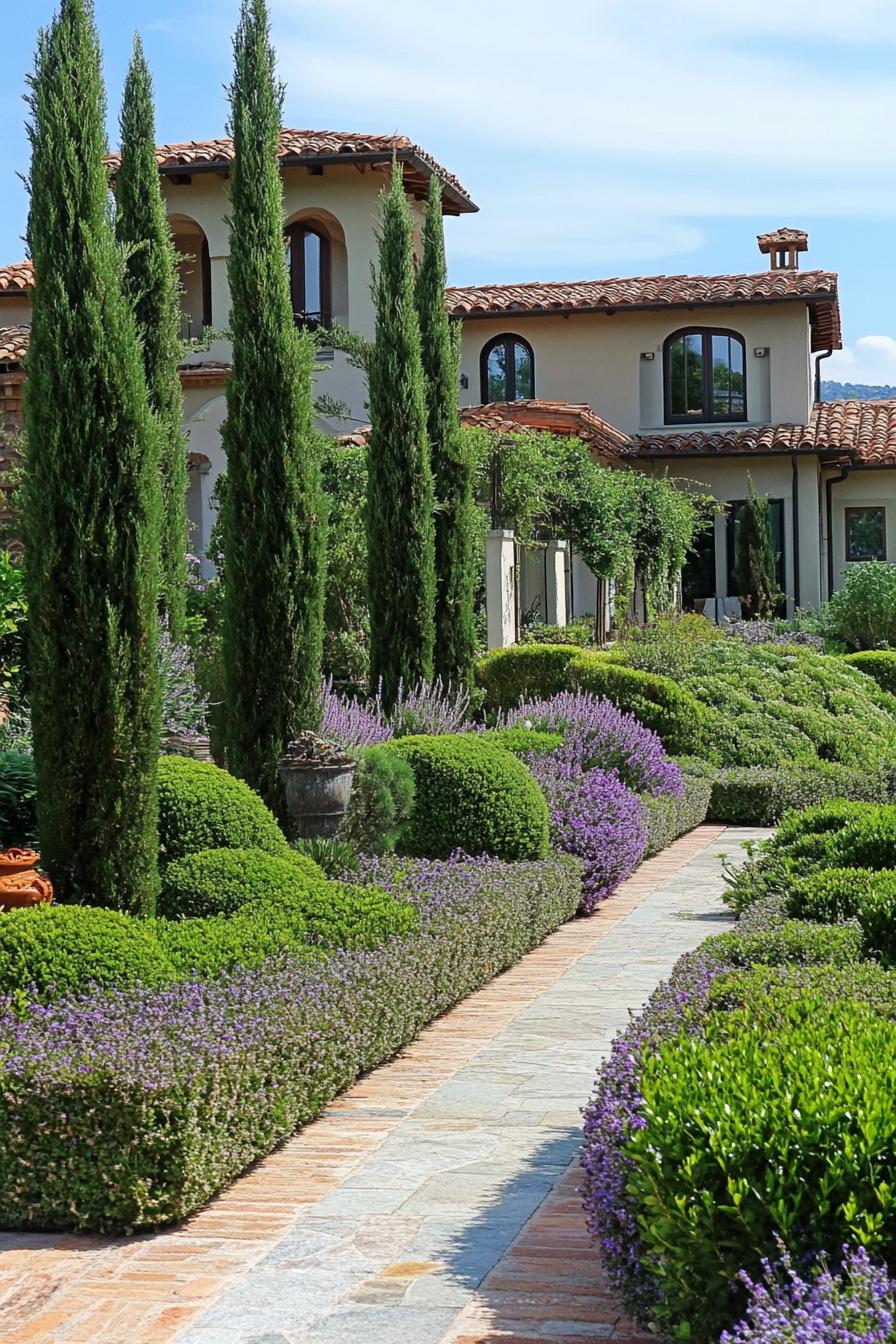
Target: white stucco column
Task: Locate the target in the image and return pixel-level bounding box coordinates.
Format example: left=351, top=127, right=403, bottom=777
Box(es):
left=545, top=540, right=569, bottom=627
left=485, top=529, right=517, bottom=650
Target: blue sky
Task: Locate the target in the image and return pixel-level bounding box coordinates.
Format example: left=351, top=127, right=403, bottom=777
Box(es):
left=3, top=0, right=896, bottom=385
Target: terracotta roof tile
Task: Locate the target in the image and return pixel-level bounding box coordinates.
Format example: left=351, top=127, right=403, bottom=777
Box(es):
left=105, top=129, right=476, bottom=214
left=0, top=262, right=33, bottom=295
left=0, top=326, right=30, bottom=365
left=446, top=269, right=841, bottom=351
left=460, top=399, right=634, bottom=458
left=636, top=399, right=896, bottom=464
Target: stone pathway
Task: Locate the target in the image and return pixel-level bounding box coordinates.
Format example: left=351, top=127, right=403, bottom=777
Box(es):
left=0, top=825, right=765, bottom=1344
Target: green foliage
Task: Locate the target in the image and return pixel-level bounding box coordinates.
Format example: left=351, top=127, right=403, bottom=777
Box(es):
left=0, top=904, right=173, bottom=1002
left=626, top=1000, right=896, bottom=1341
left=0, top=751, right=37, bottom=849
left=569, top=651, right=713, bottom=757
left=155, top=904, right=313, bottom=977
left=367, top=163, right=436, bottom=707
left=732, top=479, right=783, bottom=618
left=23, top=0, right=162, bottom=913
left=0, top=551, right=27, bottom=698
left=708, top=762, right=892, bottom=826
left=156, top=755, right=288, bottom=867
left=621, top=636, right=896, bottom=770
left=389, top=734, right=550, bottom=861
left=221, top=0, right=326, bottom=812
left=843, top=648, right=896, bottom=694
left=824, top=561, right=896, bottom=650
left=786, top=867, right=896, bottom=964
left=477, top=728, right=564, bottom=758
left=158, top=845, right=324, bottom=917
left=616, top=614, right=722, bottom=682
left=640, top=767, right=712, bottom=858
left=702, top=917, right=865, bottom=970
left=416, top=175, right=475, bottom=685
left=519, top=617, right=595, bottom=647
left=321, top=443, right=368, bottom=689
left=475, top=645, right=582, bottom=710
left=116, top=36, right=188, bottom=638
left=340, top=745, right=416, bottom=854
left=292, top=835, right=360, bottom=878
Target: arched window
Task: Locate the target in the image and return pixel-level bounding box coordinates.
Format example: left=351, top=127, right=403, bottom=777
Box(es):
left=480, top=334, right=534, bottom=403
left=663, top=327, right=746, bottom=424
left=286, top=222, right=331, bottom=329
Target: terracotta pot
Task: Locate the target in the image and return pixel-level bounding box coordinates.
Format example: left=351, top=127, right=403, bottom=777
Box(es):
left=0, top=870, right=53, bottom=909
left=0, top=848, right=41, bottom=877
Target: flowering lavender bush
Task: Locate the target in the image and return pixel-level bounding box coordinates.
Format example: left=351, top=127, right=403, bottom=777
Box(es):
left=723, top=618, right=826, bottom=651
left=722, top=1244, right=896, bottom=1343
left=528, top=742, right=646, bottom=912
left=320, top=676, right=475, bottom=750
left=500, top=690, right=682, bottom=797
left=159, top=627, right=209, bottom=739
left=0, top=851, right=582, bottom=1231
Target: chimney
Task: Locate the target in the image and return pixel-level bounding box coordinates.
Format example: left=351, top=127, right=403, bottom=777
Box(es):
left=757, top=227, right=808, bottom=271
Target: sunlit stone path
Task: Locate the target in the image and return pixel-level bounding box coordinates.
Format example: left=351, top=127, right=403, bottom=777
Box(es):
left=0, top=825, right=765, bottom=1344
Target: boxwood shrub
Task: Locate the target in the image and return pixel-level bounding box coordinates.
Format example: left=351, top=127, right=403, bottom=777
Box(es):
left=157, top=756, right=288, bottom=866
left=159, top=847, right=325, bottom=918
left=843, top=649, right=896, bottom=695
left=625, top=1000, right=896, bottom=1341
left=388, top=734, right=550, bottom=861
left=474, top=644, right=581, bottom=710
left=568, top=652, right=714, bottom=757
left=708, top=762, right=891, bottom=826
left=787, top=866, right=896, bottom=964
left=640, top=766, right=712, bottom=858
left=0, top=851, right=583, bottom=1231
left=476, top=727, right=564, bottom=758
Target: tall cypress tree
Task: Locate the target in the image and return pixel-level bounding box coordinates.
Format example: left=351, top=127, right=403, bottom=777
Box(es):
left=367, top=163, right=436, bottom=706
left=23, top=0, right=161, bottom=913
left=221, top=0, right=326, bottom=813
left=734, top=478, right=783, bottom=618
left=116, top=34, right=188, bottom=639
left=415, top=174, right=475, bottom=686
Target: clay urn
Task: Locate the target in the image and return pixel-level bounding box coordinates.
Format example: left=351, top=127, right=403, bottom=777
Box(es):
left=0, top=849, right=53, bottom=909
left=0, top=848, right=41, bottom=878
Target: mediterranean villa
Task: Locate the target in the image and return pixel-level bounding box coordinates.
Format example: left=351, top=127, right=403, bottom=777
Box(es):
left=1, top=128, right=895, bottom=641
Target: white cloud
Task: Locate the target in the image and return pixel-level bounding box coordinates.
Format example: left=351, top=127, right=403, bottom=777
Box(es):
left=826, top=337, right=896, bottom=388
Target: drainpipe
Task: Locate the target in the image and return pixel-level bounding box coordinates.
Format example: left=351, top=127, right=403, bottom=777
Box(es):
left=814, top=349, right=833, bottom=404
left=825, top=462, right=851, bottom=599
left=791, top=453, right=800, bottom=609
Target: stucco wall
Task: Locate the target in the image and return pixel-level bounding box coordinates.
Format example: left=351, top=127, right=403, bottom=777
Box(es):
left=827, top=467, right=896, bottom=595
left=457, top=302, right=813, bottom=433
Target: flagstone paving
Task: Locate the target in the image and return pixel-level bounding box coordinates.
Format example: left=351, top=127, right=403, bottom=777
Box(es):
left=0, top=824, right=765, bottom=1343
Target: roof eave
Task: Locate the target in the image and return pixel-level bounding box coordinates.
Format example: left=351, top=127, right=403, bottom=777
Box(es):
left=450, top=291, right=838, bottom=321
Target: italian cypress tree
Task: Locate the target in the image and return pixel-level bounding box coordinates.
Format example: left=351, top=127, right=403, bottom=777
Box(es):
left=415, top=174, right=475, bottom=685
left=23, top=0, right=162, bottom=913
left=221, top=0, right=326, bottom=813
left=734, top=478, right=783, bottom=618
left=116, top=34, right=188, bottom=639
left=367, top=163, right=436, bottom=706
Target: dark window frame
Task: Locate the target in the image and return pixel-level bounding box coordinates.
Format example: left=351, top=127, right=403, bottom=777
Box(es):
left=286, top=221, right=332, bottom=330
left=725, top=496, right=786, bottom=612
left=200, top=236, right=212, bottom=329
left=845, top=506, right=887, bottom=562
left=663, top=326, right=747, bottom=425
left=480, top=333, right=535, bottom=403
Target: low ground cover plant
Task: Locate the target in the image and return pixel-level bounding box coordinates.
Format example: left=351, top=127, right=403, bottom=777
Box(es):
left=0, top=850, right=582, bottom=1232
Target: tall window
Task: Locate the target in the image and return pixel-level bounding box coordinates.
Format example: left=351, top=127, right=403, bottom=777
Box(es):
left=286, top=222, right=331, bottom=329
left=846, top=507, right=886, bottom=561
left=726, top=497, right=785, bottom=606
left=664, top=327, right=746, bottom=424
left=480, top=334, right=534, bottom=403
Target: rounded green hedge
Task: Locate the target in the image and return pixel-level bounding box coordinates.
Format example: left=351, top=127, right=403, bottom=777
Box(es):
left=474, top=645, right=581, bottom=710
left=158, top=847, right=325, bottom=919
left=708, top=762, right=890, bottom=826
left=157, top=756, right=288, bottom=866
left=569, top=652, right=713, bottom=757
left=626, top=998, right=896, bottom=1340
left=842, top=649, right=896, bottom=696
left=476, top=728, right=564, bottom=758
left=0, top=904, right=173, bottom=1001
left=388, top=734, right=550, bottom=862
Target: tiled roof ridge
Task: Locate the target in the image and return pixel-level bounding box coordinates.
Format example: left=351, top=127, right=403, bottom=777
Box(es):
left=0, top=261, right=33, bottom=294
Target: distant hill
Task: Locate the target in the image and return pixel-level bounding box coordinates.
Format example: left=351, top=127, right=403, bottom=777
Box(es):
left=821, top=380, right=896, bottom=401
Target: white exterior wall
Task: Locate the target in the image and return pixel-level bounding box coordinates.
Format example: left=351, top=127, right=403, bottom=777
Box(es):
left=458, top=302, right=813, bottom=433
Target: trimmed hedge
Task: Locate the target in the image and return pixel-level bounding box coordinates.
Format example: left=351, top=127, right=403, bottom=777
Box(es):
left=389, top=734, right=550, bottom=861
left=476, top=727, right=564, bottom=758
left=0, top=851, right=583, bottom=1231
left=843, top=648, right=896, bottom=695
left=157, top=756, right=288, bottom=866
left=787, top=866, right=896, bottom=964
left=627, top=1000, right=896, bottom=1341
left=474, top=645, right=581, bottom=709
left=158, top=847, right=325, bottom=918
left=0, top=905, right=173, bottom=1001
left=640, top=765, right=712, bottom=858
left=708, top=762, right=891, bottom=825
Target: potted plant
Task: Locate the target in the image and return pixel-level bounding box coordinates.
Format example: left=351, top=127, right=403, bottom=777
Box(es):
left=277, top=733, right=357, bottom=838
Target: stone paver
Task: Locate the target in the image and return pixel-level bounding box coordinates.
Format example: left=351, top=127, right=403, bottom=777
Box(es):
left=0, top=825, right=764, bottom=1343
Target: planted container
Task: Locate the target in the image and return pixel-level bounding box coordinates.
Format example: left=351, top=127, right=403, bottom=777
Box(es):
left=278, top=733, right=356, bottom=838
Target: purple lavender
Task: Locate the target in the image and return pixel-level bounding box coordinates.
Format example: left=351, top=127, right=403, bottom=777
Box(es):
left=500, top=690, right=682, bottom=797
left=722, top=1244, right=896, bottom=1343
left=528, top=743, right=647, bottom=912
left=320, top=676, right=393, bottom=747
left=320, top=676, right=474, bottom=749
